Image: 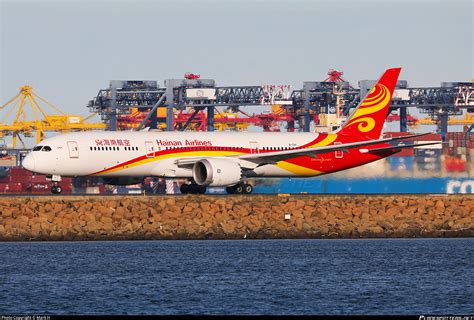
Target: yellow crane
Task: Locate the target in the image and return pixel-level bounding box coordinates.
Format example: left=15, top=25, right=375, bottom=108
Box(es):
left=0, top=85, right=106, bottom=148
left=415, top=113, right=474, bottom=127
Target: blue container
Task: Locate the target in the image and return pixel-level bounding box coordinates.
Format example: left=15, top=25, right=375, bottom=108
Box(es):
left=417, top=162, right=441, bottom=171
left=388, top=156, right=414, bottom=172
left=252, top=177, right=474, bottom=194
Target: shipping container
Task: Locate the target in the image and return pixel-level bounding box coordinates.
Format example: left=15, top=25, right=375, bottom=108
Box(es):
left=383, top=132, right=414, bottom=138
left=416, top=133, right=442, bottom=142
left=252, top=177, right=474, bottom=194
left=415, top=157, right=441, bottom=164
left=444, top=157, right=466, bottom=172
left=0, top=183, right=23, bottom=193
left=31, top=175, right=48, bottom=183
left=456, top=147, right=467, bottom=155
left=388, top=156, right=414, bottom=172
left=470, top=149, right=474, bottom=158
left=9, top=167, right=31, bottom=177
left=30, top=183, right=52, bottom=193
left=392, top=148, right=414, bottom=157
left=418, top=162, right=441, bottom=171
left=415, top=149, right=442, bottom=157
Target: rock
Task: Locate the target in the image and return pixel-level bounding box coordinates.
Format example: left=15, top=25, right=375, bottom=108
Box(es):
left=435, top=200, right=445, bottom=210
left=17, top=215, right=29, bottom=224
left=30, top=224, right=42, bottom=237
left=295, top=200, right=305, bottom=209
left=100, top=216, right=113, bottom=225
left=2, top=208, right=13, bottom=218
left=368, top=225, right=384, bottom=234
left=0, top=195, right=472, bottom=240
left=102, top=222, right=115, bottom=232
left=385, top=207, right=401, bottom=217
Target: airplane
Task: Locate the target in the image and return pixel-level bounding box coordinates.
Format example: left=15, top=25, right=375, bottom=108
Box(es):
left=22, top=68, right=440, bottom=194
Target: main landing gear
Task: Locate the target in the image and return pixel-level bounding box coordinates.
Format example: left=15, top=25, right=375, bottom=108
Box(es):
left=179, top=181, right=253, bottom=195
left=226, top=182, right=253, bottom=194
left=50, top=175, right=62, bottom=194
left=180, top=183, right=207, bottom=194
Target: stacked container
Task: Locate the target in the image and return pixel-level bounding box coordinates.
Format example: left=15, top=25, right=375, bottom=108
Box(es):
left=0, top=167, right=73, bottom=194
left=443, top=132, right=471, bottom=173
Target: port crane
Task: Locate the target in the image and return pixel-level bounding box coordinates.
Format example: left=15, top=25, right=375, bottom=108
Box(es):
left=0, top=85, right=106, bottom=148
left=87, top=71, right=473, bottom=135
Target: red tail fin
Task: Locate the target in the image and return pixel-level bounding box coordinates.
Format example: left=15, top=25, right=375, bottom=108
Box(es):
left=336, top=68, right=401, bottom=139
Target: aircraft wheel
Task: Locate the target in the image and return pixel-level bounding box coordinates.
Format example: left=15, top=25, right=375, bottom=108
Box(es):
left=243, top=183, right=253, bottom=194
left=51, top=185, right=62, bottom=194
left=198, top=186, right=207, bottom=194
left=235, top=184, right=244, bottom=194
left=226, top=185, right=236, bottom=194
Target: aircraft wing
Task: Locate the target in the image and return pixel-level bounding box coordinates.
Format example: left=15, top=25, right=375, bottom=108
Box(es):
left=174, top=133, right=434, bottom=168
left=237, top=133, right=433, bottom=163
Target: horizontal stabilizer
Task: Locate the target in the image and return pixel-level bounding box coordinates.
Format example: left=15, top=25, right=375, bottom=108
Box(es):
left=361, top=142, right=444, bottom=154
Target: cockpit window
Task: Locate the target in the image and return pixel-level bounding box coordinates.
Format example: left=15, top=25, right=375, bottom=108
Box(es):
left=42, top=146, right=52, bottom=152
left=33, top=146, right=43, bottom=151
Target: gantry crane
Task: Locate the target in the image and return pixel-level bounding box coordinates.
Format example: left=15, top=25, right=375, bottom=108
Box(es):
left=0, top=85, right=106, bottom=148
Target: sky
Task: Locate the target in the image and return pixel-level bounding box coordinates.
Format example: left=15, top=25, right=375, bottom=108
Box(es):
left=1, top=0, right=473, bottom=124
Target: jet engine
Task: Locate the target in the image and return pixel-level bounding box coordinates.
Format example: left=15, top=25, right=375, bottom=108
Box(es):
left=192, top=158, right=242, bottom=187
left=102, top=177, right=144, bottom=186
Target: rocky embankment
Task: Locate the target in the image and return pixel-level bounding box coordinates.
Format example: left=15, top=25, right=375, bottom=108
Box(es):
left=0, top=195, right=472, bottom=241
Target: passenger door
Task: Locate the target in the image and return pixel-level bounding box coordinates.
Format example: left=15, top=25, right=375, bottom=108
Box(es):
left=249, top=141, right=259, bottom=154
left=67, top=141, right=79, bottom=158
left=145, top=141, right=155, bottom=158
left=334, top=142, right=343, bottom=159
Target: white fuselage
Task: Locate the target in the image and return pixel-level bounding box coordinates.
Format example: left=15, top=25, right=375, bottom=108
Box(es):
left=23, top=131, right=336, bottom=179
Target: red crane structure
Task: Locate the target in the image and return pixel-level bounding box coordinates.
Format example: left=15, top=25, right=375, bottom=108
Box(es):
left=324, top=69, right=346, bottom=82
left=184, top=72, right=201, bottom=80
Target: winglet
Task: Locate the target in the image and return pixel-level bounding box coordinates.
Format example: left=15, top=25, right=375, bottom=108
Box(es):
left=335, top=68, right=401, bottom=139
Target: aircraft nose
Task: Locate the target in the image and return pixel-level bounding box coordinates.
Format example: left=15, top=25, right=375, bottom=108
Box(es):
left=22, top=153, right=35, bottom=172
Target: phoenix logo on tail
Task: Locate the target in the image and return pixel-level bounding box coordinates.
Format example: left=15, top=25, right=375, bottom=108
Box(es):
left=336, top=68, right=401, bottom=139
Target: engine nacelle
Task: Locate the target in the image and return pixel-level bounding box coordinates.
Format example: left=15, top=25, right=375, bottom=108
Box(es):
left=193, top=158, right=241, bottom=187
left=102, top=177, right=144, bottom=186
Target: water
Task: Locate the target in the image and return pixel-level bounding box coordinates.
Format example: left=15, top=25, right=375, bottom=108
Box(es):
left=0, top=239, right=473, bottom=315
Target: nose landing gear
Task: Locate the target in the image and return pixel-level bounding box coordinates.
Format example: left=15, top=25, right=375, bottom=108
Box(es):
left=50, top=175, right=63, bottom=194
left=51, top=185, right=62, bottom=194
